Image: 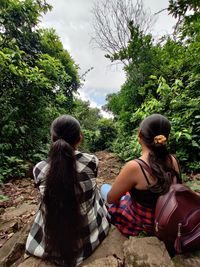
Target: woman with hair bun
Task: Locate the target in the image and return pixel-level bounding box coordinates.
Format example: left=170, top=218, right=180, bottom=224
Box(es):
left=101, top=114, right=181, bottom=237
left=26, top=115, right=110, bottom=267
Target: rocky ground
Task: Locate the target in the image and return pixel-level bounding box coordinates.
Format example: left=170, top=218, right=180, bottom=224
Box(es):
left=0, top=151, right=199, bottom=267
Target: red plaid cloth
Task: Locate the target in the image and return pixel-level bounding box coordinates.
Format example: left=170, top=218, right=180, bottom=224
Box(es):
left=108, top=192, right=154, bottom=236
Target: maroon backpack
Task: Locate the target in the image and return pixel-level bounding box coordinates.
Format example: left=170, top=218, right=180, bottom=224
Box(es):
left=135, top=159, right=200, bottom=254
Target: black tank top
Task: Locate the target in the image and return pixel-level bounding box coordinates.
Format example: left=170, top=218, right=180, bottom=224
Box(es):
left=130, top=187, right=158, bottom=208
left=130, top=157, right=181, bottom=209
left=130, top=159, right=158, bottom=208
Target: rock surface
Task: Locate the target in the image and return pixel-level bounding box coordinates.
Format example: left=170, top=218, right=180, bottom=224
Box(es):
left=17, top=256, right=56, bottom=267
left=173, top=250, right=200, bottom=267
left=15, top=226, right=126, bottom=267
left=0, top=223, right=31, bottom=267
left=1, top=203, right=37, bottom=221
left=79, top=226, right=127, bottom=266
left=123, top=236, right=174, bottom=267
left=81, top=256, right=119, bottom=267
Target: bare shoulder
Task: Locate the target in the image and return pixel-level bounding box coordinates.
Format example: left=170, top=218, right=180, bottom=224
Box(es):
left=119, top=160, right=141, bottom=182
left=123, top=160, right=139, bottom=171
left=113, top=159, right=140, bottom=184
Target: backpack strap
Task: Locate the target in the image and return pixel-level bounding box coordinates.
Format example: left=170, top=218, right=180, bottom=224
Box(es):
left=135, top=156, right=181, bottom=185
left=170, top=154, right=182, bottom=183
left=134, top=158, right=152, bottom=185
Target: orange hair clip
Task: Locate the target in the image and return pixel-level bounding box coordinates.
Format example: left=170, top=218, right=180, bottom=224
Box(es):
left=154, top=135, right=167, bottom=145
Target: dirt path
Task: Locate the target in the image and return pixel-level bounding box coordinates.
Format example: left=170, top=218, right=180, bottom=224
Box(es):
left=95, top=151, right=123, bottom=185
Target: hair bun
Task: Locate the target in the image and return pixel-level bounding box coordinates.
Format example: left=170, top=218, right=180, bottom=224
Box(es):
left=154, top=135, right=167, bottom=145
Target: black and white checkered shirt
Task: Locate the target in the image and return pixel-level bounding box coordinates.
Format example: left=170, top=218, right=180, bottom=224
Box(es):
left=26, top=151, right=110, bottom=265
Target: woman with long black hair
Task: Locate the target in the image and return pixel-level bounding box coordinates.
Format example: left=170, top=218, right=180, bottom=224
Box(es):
left=101, top=114, right=181, bottom=237
left=26, top=115, right=110, bottom=266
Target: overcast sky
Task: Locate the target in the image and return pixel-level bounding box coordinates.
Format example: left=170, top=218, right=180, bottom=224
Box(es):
left=41, top=0, right=176, bottom=114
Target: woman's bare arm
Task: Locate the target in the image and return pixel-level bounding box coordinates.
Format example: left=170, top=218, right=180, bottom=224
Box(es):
left=107, top=160, right=139, bottom=204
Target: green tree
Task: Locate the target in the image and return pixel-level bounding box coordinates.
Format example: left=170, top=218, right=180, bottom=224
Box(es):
left=104, top=0, right=200, bottom=171
left=90, top=118, right=117, bottom=151
left=0, top=0, right=80, bottom=181
left=72, top=98, right=101, bottom=131
left=40, top=29, right=80, bottom=95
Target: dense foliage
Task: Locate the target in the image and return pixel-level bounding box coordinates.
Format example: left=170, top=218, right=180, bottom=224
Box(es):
left=72, top=98, right=117, bottom=152
left=104, top=0, right=200, bottom=172
left=0, top=0, right=116, bottom=182
left=0, top=0, right=80, bottom=180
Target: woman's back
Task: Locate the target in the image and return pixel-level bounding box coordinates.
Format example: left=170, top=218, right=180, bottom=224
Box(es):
left=26, top=151, right=110, bottom=265
left=103, top=114, right=181, bottom=237
left=26, top=115, right=110, bottom=266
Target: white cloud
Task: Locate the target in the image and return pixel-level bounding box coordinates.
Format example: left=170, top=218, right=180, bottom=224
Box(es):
left=76, top=90, right=113, bottom=119
left=41, top=0, right=126, bottom=107
left=41, top=0, right=176, bottom=110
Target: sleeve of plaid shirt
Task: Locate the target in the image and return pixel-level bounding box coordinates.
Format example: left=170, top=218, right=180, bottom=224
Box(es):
left=25, top=151, right=110, bottom=266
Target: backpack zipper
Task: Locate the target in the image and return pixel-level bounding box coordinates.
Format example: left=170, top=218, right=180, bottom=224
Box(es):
left=178, top=223, right=182, bottom=237
left=155, top=189, right=175, bottom=232
left=175, top=223, right=183, bottom=253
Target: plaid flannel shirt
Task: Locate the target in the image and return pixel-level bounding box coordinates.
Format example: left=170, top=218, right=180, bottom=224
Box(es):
left=25, top=151, right=110, bottom=265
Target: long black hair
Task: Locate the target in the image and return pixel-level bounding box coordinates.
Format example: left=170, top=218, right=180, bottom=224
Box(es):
left=43, top=115, right=84, bottom=266
left=139, top=114, right=178, bottom=194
